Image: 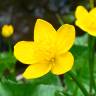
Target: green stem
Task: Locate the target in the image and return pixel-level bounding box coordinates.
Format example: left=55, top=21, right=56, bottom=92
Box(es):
left=55, top=90, right=72, bottom=96
left=89, top=0, right=94, bottom=8
left=88, top=35, right=95, bottom=95
left=8, top=39, right=12, bottom=53
left=7, top=39, right=16, bottom=76
left=62, top=92, right=72, bottom=96
left=56, top=14, right=64, bottom=25
left=68, top=71, right=89, bottom=96
left=89, top=0, right=96, bottom=95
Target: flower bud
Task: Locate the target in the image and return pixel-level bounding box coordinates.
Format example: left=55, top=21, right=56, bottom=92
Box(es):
left=2, top=25, right=14, bottom=37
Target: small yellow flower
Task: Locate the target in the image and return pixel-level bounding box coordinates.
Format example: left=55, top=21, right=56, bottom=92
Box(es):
left=75, top=6, right=96, bottom=36
left=2, top=25, right=14, bottom=37
left=14, top=19, right=75, bottom=79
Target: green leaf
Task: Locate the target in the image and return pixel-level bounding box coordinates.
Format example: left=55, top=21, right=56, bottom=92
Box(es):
left=75, top=34, right=88, bottom=46
left=64, top=45, right=89, bottom=96
left=28, top=73, right=61, bottom=85
left=0, top=52, right=16, bottom=77
left=0, top=79, right=63, bottom=96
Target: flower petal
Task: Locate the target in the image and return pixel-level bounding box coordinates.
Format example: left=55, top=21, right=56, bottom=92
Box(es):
left=14, top=41, right=47, bottom=64
left=75, top=6, right=88, bottom=20
left=76, top=20, right=96, bottom=36
left=34, top=19, right=56, bottom=46
left=56, top=24, right=75, bottom=54
left=89, top=8, right=96, bottom=20
left=23, top=63, right=51, bottom=79
left=75, top=20, right=89, bottom=32
left=51, top=52, right=74, bottom=75
left=75, top=6, right=96, bottom=36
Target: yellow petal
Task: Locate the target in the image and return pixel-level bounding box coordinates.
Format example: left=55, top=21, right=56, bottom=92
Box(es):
left=75, top=18, right=96, bottom=36
left=23, top=63, right=51, bottom=79
left=56, top=24, right=75, bottom=54
left=51, top=52, right=74, bottom=75
left=89, top=8, right=96, bottom=20
left=88, top=8, right=96, bottom=36
left=34, top=19, right=56, bottom=46
left=75, top=6, right=96, bottom=36
left=75, top=20, right=89, bottom=32
left=76, top=20, right=96, bottom=36
left=87, top=26, right=96, bottom=36
left=14, top=41, right=47, bottom=64
left=75, top=6, right=88, bottom=20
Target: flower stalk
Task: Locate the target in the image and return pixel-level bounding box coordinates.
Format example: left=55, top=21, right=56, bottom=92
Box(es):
left=88, top=36, right=95, bottom=95
left=68, top=72, right=89, bottom=96
left=56, top=14, right=64, bottom=25
left=88, top=0, right=96, bottom=95
left=89, top=0, right=94, bottom=8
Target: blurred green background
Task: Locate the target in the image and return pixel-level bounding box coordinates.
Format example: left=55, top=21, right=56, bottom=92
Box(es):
left=0, top=0, right=96, bottom=96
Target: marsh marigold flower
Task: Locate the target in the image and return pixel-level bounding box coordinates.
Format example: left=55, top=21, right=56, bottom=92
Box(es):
left=75, top=6, right=96, bottom=36
left=14, top=19, right=75, bottom=79
left=2, top=25, right=14, bottom=37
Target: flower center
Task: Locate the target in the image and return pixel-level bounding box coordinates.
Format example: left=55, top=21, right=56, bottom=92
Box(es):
left=51, top=58, right=55, bottom=62
left=49, top=58, right=55, bottom=64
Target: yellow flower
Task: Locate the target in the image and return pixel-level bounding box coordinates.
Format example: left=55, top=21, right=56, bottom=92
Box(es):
left=14, top=19, right=75, bottom=79
left=75, top=6, right=96, bottom=36
left=2, top=25, right=14, bottom=37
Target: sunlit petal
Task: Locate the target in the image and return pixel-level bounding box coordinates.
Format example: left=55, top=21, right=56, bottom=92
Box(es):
left=76, top=20, right=96, bottom=36
left=75, top=6, right=96, bottom=36
left=89, top=8, right=96, bottom=20
left=23, top=63, right=51, bottom=79
left=14, top=41, right=47, bottom=64
left=56, top=24, right=75, bottom=54
left=75, top=6, right=88, bottom=20
left=34, top=19, right=56, bottom=46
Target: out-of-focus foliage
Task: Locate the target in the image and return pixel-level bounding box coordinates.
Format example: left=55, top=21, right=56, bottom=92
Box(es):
left=0, top=52, right=16, bottom=77
left=0, top=73, right=62, bottom=96
left=0, top=0, right=96, bottom=96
